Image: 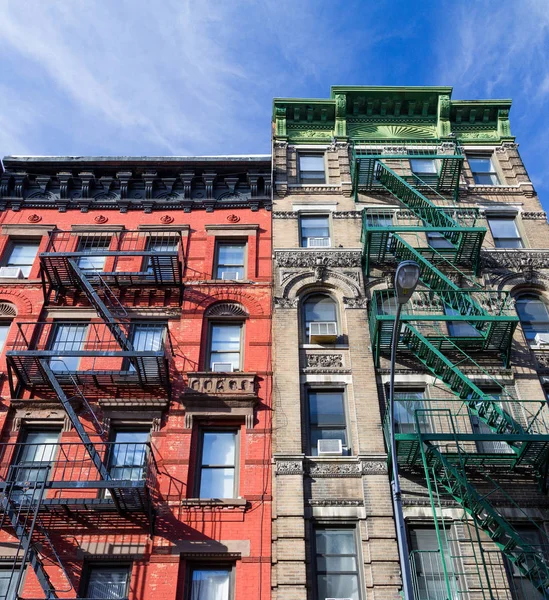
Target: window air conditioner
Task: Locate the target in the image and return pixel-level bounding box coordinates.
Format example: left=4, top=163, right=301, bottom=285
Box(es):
left=307, top=237, right=330, bottom=248
left=0, top=267, right=24, bottom=278
left=534, top=333, right=549, bottom=346
left=317, top=439, right=343, bottom=456
left=309, top=321, right=337, bottom=344
left=212, top=362, right=233, bottom=373
left=221, top=270, right=241, bottom=281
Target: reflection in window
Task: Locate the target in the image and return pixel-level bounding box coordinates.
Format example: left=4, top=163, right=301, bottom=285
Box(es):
left=315, top=528, right=361, bottom=600
left=49, top=323, right=88, bottom=372
left=83, top=566, right=130, bottom=599
left=468, top=155, right=501, bottom=185
left=308, top=390, right=348, bottom=456
left=0, top=321, right=11, bottom=354
left=5, top=240, right=40, bottom=278
left=198, top=431, right=237, bottom=499
left=516, top=295, right=549, bottom=342
left=487, top=216, right=523, bottom=248
left=145, top=237, right=179, bottom=274
left=215, top=242, right=245, bottom=280
left=299, top=154, right=326, bottom=184
left=303, top=295, right=337, bottom=338
left=108, top=430, right=149, bottom=482
left=300, top=215, right=330, bottom=247
left=410, top=158, right=438, bottom=174
left=410, top=527, right=456, bottom=599
left=76, top=237, right=111, bottom=272
left=393, top=390, right=425, bottom=434
left=188, top=567, right=230, bottom=600
left=469, top=390, right=513, bottom=455
left=445, top=306, right=482, bottom=338
left=208, top=324, right=242, bottom=371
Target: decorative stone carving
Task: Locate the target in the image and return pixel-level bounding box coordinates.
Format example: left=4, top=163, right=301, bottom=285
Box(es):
left=275, top=249, right=362, bottom=268
left=27, top=213, right=42, bottom=223
left=534, top=350, right=549, bottom=372
left=274, top=297, right=299, bottom=309
left=522, top=212, right=547, bottom=221
left=276, top=460, right=303, bottom=475
left=0, top=302, right=17, bottom=317
left=205, top=302, right=249, bottom=318
left=160, top=215, right=174, bottom=224
left=94, top=215, right=108, bottom=224
left=306, top=354, right=343, bottom=369
left=343, top=297, right=368, bottom=309
left=308, top=499, right=363, bottom=507
left=185, top=372, right=257, bottom=397
left=361, top=460, right=388, bottom=475
left=272, top=211, right=298, bottom=219
left=306, top=460, right=362, bottom=478
left=332, top=211, right=363, bottom=219
left=481, top=250, right=549, bottom=271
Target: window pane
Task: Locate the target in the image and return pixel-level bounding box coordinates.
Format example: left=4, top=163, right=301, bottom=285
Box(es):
left=85, top=567, right=129, bottom=599
left=445, top=306, right=482, bottom=337
left=202, top=432, right=236, bottom=466
left=132, top=325, right=164, bottom=352
left=7, top=241, right=40, bottom=277
left=49, top=323, right=88, bottom=372
left=109, top=431, right=148, bottom=481
left=427, top=231, right=454, bottom=249
left=199, top=468, right=235, bottom=498
left=217, top=244, right=244, bottom=266
left=300, top=155, right=325, bottom=172
left=317, top=573, right=359, bottom=599
left=0, top=568, right=17, bottom=600
left=516, top=296, right=549, bottom=340
left=309, top=391, right=345, bottom=426
left=0, top=324, right=10, bottom=353
left=410, top=158, right=437, bottom=174
left=209, top=325, right=241, bottom=370
left=304, top=296, right=337, bottom=324
left=316, top=529, right=356, bottom=555
left=315, top=529, right=360, bottom=600
left=190, top=569, right=230, bottom=600
left=301, top=216, right=329, bottom=237
left=468, top=157, right=492, bottom=173
left=77, top=238, right=110, bottom=272
left=488, top=218, right=520, bottom=238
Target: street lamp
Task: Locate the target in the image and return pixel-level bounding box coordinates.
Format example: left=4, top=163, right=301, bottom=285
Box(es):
left=389, top=260, right=421, bottom=600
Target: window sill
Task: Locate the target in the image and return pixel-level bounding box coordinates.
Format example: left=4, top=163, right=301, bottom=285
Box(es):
left=181, top=498, right=247, bottom=508
left=301, top=344, right=349, bottom=350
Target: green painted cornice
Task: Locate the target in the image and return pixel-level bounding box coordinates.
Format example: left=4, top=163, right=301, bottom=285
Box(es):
left=273, top=86, right=514, bottom=144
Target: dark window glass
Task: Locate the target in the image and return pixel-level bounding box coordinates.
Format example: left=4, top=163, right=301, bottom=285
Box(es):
left=300, top=215, right=330, bottom=247
left=12, top=430, right=60, bottom=499
left=215, top=243, right=245, bottom=280
left=198, top=431, right=237, bottom=498
left=516, top=295, right=549, bottom=341
left=315, top=528, right=361, bottom=600
left=299, top=154, right=326, bottom=184
left=410, top=527, right=456, bottom=599
left=487, top=216, right=523, bottom=248
left=506, top=527, right=546, bottom=600
left=6, top=240, right=40, bottom=277
left=188, top=567, right=230, bottom=600
left=468, top=155, right=501, bottom=185
left=393, top=390, right=425, bottom=434
left=445, top=306, right=482, bottom=338
left=427, top=231, right=454, bottom=249
left=83, top=565, right=130, bottom=599
left=308, top=390, right=348, bottom=456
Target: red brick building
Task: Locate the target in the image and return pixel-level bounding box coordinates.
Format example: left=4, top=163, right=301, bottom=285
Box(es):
left=0, top=156, right=272, bottom=600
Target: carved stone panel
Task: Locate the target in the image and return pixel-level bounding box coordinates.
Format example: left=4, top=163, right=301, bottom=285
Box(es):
left=185, top=372, right=257, bottom=397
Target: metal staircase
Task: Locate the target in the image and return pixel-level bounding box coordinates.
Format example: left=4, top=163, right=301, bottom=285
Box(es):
left=358, top=142, right=549, bottom=597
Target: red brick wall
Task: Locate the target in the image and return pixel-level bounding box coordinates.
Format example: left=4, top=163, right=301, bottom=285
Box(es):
left=0, top=206, right=272, bottom=600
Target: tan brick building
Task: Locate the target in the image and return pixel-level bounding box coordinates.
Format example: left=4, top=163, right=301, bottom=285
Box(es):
left=271, top=87, right=549, bottom=600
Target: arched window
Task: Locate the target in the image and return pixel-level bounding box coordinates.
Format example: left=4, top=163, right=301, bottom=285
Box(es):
left=0, top=302, right=16, bottom=354
left=303, top=294, right=338, bottom=342
left=516, top=294, right=549, bottom=342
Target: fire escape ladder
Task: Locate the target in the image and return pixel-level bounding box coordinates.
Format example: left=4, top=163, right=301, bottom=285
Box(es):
left=421, top=442, right=549, bottom=594
left=66, top=259, right=133, bottom=353
left=0, top=469, right=58, bottom=598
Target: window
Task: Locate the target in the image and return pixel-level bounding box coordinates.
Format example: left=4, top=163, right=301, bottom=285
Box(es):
left=506, top=527, right=546, bottom=600
left=215, top=242, right=246, bottom=280
left=409, top=527, right=456, bottom=599
left=410, top=158, right=438, bottom=175
left=12, top=430, right=60, bottom=498
left=468, top=155, right=501, bottom=185
left=314, top=527, right=361, bottom=600
left=0, top=321, right=11, bottom=354
left=76, top=237, right=111, bottom=272
left=4, top=240, right=40, bottom=278
left=393, top=389, right=425, bottom=434
left=127, top=323, right=165, bottom=371
left=487, top=216, right=523, bottom=248
left=445, top=306, right=482, bottom=338
left=208, top=323, right=242, bottom=372
left=426, top=231, right=454, bottom=250
left=516, top=295, right=549, bottom=342
left=187, top=566, right=231, bottom=600
left=299, top=154, right=326, bottom=184
left=300, top=215, right=330, bottom=248
left=469, top=390, right=514, bottom=455
left=197, top=431, right=237, bottom=499
left=0, top=567, right=18, bottom=600
left=108, top=430, right=149, bottom=482
left=303, top=295, right=338, bottom=340
left=49, top=322, right=88, bottom=372
left=308, top=390, right=348, bottom=456
left=145, top=236, right=179, bottom=274
left=82, top=565, right=130, bottom=599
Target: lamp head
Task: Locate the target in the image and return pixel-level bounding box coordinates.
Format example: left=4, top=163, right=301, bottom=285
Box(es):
left=394, top=260, right=421, bottom=304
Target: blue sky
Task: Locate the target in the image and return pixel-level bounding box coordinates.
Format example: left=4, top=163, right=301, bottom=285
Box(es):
left=0, top=0, right=548, bottom=210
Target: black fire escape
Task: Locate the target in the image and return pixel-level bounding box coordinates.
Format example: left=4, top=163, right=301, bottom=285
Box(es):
left=3, top=229, right=183, bottom=598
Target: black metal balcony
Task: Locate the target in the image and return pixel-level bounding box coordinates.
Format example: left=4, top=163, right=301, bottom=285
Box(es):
left=40, top=229, right=184, bottom=299
left=0, top=441, right=158, bottom=515
left=6, top=321, right=171, bottom=399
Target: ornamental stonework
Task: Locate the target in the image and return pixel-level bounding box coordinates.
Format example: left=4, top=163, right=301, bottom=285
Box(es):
left=306, top=354, right=344, bottom=369
left=275, top=249, right=362, bottom=268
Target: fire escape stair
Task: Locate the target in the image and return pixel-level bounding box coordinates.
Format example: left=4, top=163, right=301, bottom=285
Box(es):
left=423, top=443, right=549, bottom=594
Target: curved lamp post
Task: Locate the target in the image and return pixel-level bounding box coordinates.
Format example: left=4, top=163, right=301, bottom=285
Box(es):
left=389, top=260, right=421, bottom=600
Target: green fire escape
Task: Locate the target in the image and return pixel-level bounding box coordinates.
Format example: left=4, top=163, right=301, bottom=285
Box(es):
left=357, top=140, right=549, bottom=599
